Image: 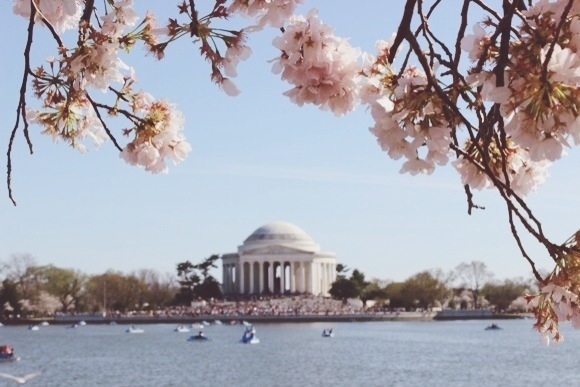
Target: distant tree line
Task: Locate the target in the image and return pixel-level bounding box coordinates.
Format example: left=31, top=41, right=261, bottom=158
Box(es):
left=329, top=260, right=537, bottom=312
left=0, top=253, right=535, bottom=319
left=0, top=253, right=224, bottom=319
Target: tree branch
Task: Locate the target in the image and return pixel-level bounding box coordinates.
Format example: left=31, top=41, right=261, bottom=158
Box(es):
left=388, top=0, right=417, bottom=64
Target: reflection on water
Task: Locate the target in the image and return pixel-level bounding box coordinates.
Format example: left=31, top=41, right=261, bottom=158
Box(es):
left=0, top=319, right=577, bottom=386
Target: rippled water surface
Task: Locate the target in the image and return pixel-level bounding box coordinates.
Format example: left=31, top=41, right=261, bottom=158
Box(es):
left=0, top=319, right=577, bottom=386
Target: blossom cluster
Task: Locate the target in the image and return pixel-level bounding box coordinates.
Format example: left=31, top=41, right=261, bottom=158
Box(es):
left=15, top=0, right=315, bottom=174
left=228, top=0, right=302, bottom=29
left=525, top=231, right=580, bottom=345
left=15, top=0, right=191, bottom=173
left=359, top=40, right=453, bottom=175
left=271, top=9, right=362, bottom=116
left=458, top=0, right=580, bottom=195
left=13, top=0, right=81, bottom=34
left=120, top=92, right=191, bottom=173
left=452, top=138, right=551, bottom=197
left=14, top=0, right=580, bottom=186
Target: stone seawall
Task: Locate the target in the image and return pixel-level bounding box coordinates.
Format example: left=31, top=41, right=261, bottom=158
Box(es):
left=7, top=312, right=432, bottom=326
left=3, top=311, right=527, bottom=326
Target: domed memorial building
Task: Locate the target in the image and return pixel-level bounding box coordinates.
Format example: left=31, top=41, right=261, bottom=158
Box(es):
left=221, top=222, right=337, bottom=296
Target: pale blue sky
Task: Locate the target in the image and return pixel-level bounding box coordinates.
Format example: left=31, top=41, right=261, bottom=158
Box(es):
left=1, top=1, right=579, bottom=283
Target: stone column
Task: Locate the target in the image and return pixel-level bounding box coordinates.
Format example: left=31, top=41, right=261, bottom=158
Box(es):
left=222, top=264, right=227, bottom=294
left=239, top=261, right=245, bottom=294
left=259, top=261, right=264, bottom=294
left=224, top=264, right=229, bottom=294
left=231, top=264, right=237, bottom=294
left=313, top=263, right=319, bottom=295
left=230, top=264, right=233, bottom=294
left=280, top=262, right=286, bottom=294
left=298, top=263, right=305, bottom=293
left=320, top=263, right=325, bottom=295
left=324, top=263, right=329, bottom=294
left=249, top=261, right=254, bottom=294
left=268, top=262, right=274, bottom=293
left=289, top=261, right=296, bottom=293
left=226, top=264, right=230, bottom=294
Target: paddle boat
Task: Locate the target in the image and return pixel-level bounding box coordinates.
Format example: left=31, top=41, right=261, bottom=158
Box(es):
left=322, top=328, right=334, bottom=338
left=126, top=325, right=144, bottom=334
left=188, top=331, right=209, bottom=341
left=241, top=326, right=260, bottom=344
left=485, top=323, right=502, bottom=331
left=174, top=324, right=190, bottom=333
left=0, top=345, right=20, bottom=363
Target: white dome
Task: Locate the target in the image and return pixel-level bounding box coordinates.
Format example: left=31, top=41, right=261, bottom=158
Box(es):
left=244, top=221, right=315, bottom=244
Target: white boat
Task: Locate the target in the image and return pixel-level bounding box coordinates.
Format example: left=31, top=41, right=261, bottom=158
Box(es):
left=78, top=320, right=87, bottom=326
left=240, top=326, right=260, bottom=344
left=213, top=320, right=223, bottom=325
left=174, top=325, right=190, bottom=333
left=201, top=321, right=211, bottom=326
left=242, top=320, right=252, bottom=327
left=28, top=325, right=39, bottom=331
left=191, top=323, right=205, bottom=330
left=40, top=321, right=50, bottom=326
left=126, top=325, right=144, bottom=334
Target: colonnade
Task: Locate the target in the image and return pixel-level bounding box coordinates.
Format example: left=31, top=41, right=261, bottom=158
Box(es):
left=222, top=260, right=336, bottom=296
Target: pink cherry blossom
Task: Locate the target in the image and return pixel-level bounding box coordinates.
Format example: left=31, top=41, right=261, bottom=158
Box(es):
left=460, top=24, right=490, bottom=61
left=13, top=0, right=81, bottom=35
left=26, top=99, right=108, bottom=153
left=271, top=9, right=361, bottom=116
left=540, top=44, right=580, bottom=83
left=121, top=96, right=191, bottom=173
left=229, top=0, right=303, bottom=29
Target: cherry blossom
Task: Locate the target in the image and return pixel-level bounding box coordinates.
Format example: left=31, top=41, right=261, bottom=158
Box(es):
left=271, top=9, right=361, bottom=116
left=229, top=0, right=302, bottom=29
left=26, top=99, right=107, bottom=153
left=13, top=0, right=81, bottom=35
left=120, top=97, right=191, bottom=173
left=460, top=24, right=491, bottom=62
left=361, top=42, right=453, bottom=176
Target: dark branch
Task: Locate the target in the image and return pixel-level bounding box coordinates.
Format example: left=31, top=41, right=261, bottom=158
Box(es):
left=388, top=0, right=417, bottom=64
left=7, top=5, right=38, bottom=206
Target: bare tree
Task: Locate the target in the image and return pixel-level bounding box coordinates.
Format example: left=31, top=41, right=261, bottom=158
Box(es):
left=429, top=268, right=456, bottom=306
left=455, top=261, right=493, bottom=309
left=2, top=253, right=43, bottom=303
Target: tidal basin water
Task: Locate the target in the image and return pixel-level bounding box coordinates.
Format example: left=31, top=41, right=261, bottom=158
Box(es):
left=0, top=319, right=578, bottom=386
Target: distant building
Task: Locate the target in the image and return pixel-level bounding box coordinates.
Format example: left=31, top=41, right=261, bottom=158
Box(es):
left=221, top=221, right=337, bottom=296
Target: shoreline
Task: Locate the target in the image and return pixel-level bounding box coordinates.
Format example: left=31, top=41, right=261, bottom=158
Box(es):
left=5, top=312, right=529, bottom=326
